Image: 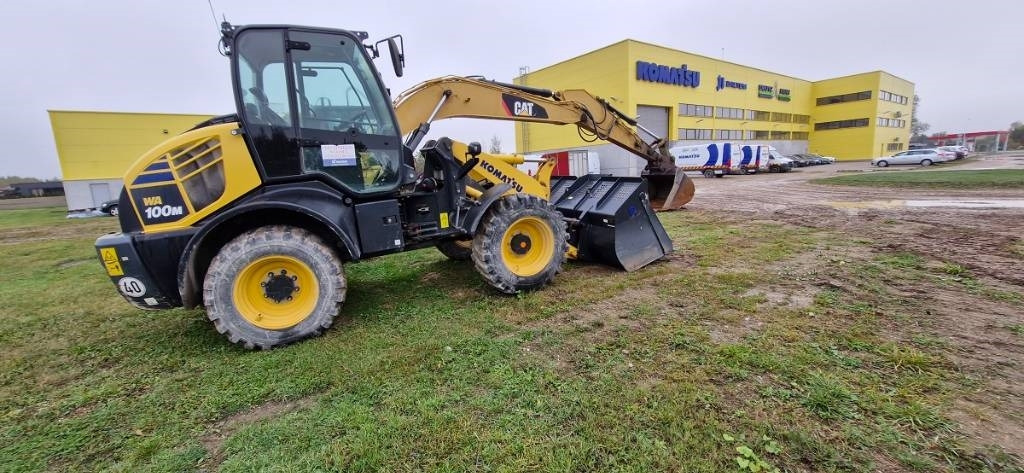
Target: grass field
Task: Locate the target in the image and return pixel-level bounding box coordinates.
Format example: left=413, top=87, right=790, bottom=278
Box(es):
left=812, top=169, right=1024, bottom=189
left=0, top=207, right=1021, bottom=472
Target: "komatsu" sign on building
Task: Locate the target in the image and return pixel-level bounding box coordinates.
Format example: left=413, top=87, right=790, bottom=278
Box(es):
left=635, top=61, right=700, bottom=88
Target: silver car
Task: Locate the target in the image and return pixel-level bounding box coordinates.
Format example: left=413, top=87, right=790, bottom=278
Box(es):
left=872, top=149, right=943, bottom=167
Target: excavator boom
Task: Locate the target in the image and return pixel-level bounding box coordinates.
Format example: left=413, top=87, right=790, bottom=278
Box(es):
left=394, top=76, right=694, bottom=209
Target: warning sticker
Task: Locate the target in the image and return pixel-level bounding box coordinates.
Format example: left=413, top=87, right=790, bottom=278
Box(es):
left=439, top=212, right=450, bottom=229
left=100, top=247, right=124, bottom=276
left=321, top=144, right=357, bottom=167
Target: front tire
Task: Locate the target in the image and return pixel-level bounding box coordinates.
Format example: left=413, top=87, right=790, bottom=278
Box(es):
left=472, top=195, right=567, bottom=294
left=108, top=205, right=118, bottom=216
left=203, top=226, right=346, bottom=350
left=877, top=160, right=889, bottom=167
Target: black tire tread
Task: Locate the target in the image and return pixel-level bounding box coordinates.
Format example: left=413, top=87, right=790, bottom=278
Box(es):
left=471, top=194, right=567, bottom=294
left=203, top=225, right=346, bottom=350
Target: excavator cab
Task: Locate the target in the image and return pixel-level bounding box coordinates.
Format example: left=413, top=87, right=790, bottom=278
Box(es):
left=227, top=25, right=413, bottom=195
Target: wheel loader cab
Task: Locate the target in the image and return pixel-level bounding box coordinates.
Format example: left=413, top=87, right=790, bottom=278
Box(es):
left=231, top=26, right=406, bottom=194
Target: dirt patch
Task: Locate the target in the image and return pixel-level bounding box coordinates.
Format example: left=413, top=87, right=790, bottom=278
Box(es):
left=685, top=166, right=1024, bottom=464
left=199, top=395, right=320, bottom=470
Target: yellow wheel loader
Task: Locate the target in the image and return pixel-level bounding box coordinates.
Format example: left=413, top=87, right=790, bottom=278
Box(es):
left=93, top=23, right=691, bottom=349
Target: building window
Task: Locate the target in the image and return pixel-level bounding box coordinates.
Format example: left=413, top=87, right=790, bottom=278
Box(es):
left=717, top=129, right=743, bottom=140
left=792, top=132, right=809, bottom=140
left=880, top=90, right=908, bottom=104
left=715, top=107, right=744, bottom=119
left=678, top=128, right=713, bottom=140
left=753, top=130, right=769, bottom=139
left=771, top=112, right=792, bottom=123
left=816, top=90, right=872, bottom=106
left=876, top=118, right=906, bottom=128
left=887, top=142, right=904, bottom=151
left=747, top=110, right=771, bottom=121
left=793, top=114, right=810, bottom=124
left=814, top=118, right=870, bottom=130
left=771, top=130, right=790, bottom=140
left=678, top=103, right=713, bottom=117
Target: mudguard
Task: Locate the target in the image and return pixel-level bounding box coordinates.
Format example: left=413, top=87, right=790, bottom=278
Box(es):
left=177, top=182, right=361, bottom=309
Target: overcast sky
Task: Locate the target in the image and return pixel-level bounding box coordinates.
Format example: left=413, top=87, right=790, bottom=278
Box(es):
left=1, top=0, right=1021, bottom=178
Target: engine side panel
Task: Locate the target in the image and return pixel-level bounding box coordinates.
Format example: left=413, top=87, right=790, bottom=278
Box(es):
left=121, top=122, right=261, bottom=234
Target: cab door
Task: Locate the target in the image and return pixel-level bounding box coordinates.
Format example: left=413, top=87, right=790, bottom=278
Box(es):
left=232, top=26, right=405, bottom=196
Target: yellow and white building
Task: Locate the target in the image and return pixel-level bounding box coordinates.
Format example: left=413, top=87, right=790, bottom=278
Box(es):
left=514, top=40, right=913, bottom=173
left=49, top=110, right=214, bottom=210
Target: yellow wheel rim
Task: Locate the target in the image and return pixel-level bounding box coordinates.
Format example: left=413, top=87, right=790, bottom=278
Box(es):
left=501, top=216, right=555, bottom=277
left=232, top=255, right=319, bottom=330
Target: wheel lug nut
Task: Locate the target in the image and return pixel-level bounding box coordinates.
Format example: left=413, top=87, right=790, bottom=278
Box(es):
left=291, top=275, right=297, bottom=281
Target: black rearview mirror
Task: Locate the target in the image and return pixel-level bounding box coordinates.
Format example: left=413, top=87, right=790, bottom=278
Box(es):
left=387, top=37, right=404, bottom=77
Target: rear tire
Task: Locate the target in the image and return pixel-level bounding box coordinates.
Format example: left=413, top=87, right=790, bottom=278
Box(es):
left=703, top=169, right=716, bottom=179
left=472, top=194, right=567, bottom=294
left=203, top=225, right=346, bottom=350
left=921, top=159, right=932, bottom=166
left=877, top=160, right=889, bottom=167
left=437, top=238, right=472, bottom=261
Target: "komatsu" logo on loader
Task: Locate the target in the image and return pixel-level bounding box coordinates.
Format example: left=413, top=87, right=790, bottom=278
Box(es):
left=480, top=160, right=524, bottom=193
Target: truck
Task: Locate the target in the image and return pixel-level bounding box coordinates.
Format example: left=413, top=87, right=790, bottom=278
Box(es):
left=669, top=142, right=742, bottom=178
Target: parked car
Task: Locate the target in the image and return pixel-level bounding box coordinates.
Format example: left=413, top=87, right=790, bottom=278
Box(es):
left=802, top=152, right=836, bottom=164
left=872, top=149, right=945, bottom=167
left=99, top=199, right=119, bottom=216
left=787, top=154, right=813, bottom=167
left=933, top=148, right=957, bottom=162
left=938, top=146, right=966, bottom=160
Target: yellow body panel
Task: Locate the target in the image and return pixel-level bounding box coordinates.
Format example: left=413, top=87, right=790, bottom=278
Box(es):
left=515, top=40, right=914, bottom=160
left=122, top=122, right=261, bottom=233
left=449, top=140, right=552, bottom=200
left=49, top=110, right=216, bottom=180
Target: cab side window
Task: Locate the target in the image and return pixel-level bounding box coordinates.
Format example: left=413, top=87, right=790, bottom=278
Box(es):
left=237, top=31, right=290, bottom=127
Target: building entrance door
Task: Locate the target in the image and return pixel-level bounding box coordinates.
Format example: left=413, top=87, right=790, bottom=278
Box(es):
left=636, top=105, right=669, bottom=141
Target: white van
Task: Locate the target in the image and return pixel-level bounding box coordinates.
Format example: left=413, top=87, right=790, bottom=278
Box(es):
left=738, top=144, right=766, bottom=174
left=669, top=142, right=742, bottom=178
left=767, top=147, right=795, bottom=172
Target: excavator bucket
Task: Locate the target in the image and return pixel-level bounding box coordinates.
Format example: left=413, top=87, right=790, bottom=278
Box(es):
left=549, top=175, right=674, bottom=271
left=645, top=169, right=695, bottom=211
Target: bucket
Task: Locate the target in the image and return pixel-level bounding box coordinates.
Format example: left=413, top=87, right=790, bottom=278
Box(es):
left=549, top=175, right=673, bottom=271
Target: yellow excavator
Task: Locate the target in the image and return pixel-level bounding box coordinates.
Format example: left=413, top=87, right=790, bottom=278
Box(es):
left=93, top=22, right=691, bottom=349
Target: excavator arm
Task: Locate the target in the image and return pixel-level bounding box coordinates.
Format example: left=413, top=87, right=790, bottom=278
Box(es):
left=393, top=76, right=694, bottom=209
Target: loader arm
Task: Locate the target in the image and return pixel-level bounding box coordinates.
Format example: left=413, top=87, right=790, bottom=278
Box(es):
left=393, top=76, right=694, bottom=209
